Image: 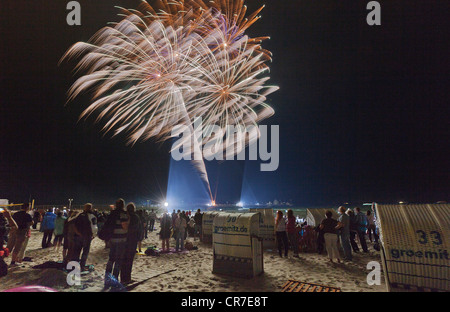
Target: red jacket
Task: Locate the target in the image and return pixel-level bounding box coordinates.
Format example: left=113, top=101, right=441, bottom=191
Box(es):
left=286, top=215, right=297, bottom=233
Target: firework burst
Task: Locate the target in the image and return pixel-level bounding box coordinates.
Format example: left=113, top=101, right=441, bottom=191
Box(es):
left=61, top=0, right=278, bottom=200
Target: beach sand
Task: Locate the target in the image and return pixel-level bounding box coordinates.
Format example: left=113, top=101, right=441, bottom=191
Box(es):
left=0, top=224, right=386, bottom=292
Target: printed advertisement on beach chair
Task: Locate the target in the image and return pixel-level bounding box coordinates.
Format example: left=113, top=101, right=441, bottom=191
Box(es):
left=375, top=203, right=450, bottom=292
left=201, top=211, right=220, bottom=243
left=212, top=212, right=263, bottom=278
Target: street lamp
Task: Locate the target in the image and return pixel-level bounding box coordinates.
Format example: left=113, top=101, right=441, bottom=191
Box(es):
left=68, top=198, right=73, bottom=210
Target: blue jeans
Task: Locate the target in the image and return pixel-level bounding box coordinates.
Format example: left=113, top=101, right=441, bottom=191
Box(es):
left=340, top=231, right=353, bottom=260
left=175, top=231, right=185, bottom=251
left=105, top=241, right=126, bottom=281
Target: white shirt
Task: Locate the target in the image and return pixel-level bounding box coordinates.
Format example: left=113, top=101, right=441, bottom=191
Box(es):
left=276, top=217, right=287, bottom=232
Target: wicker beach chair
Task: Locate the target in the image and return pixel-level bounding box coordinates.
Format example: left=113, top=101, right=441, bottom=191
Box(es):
left=375, top=203, right=450, bottom=292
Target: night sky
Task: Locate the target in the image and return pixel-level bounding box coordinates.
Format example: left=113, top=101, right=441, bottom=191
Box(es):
left=0, top=1, right=449, bottom=207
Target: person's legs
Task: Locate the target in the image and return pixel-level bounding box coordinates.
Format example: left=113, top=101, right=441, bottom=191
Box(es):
left=349, top=231, right=359, bottom=252
left=120, top=247, right=132, bottom=283
left=47, top=230, right=54, bottom=247
left=175, top=231, right=181, bottom=251
left=42, top=231, right=48, bottom=248
left=6, top=229, right=17, bottom=254
left=150, top=219, right=155, bottom=231
left=358, top=230, right=368, bottom=252
left=64, top=237, right=74, bottom=266
left=373, top=228, right=379, bottom=244
left=276, top=232, right=283, bottom=256
left=71, top=236, right=83, bottom=263
left=162, top=238, right=169, bottom=251
left=316, top=234, right=324, bottom=254
left=330, top=234, right=341, bottom=262
left=17, top=235, right=29, bottom=263
left=288, top=232, right=299, bottom=256
left=324, top=233, right=333, bottom=261
left=80, top=238, right=92, bottom=268
left=112, top=242, right=126, bottom=280
left=10, top=230, right=26, bottom=263
left=367, top=225, right=373, bottom=242
left=105, top=243, right=116, bottom=276
left=281, top=232, right=289, bottom=257
left=181, top=231, right=185, bottom=250
left=340, top=232, right=352, bottom=261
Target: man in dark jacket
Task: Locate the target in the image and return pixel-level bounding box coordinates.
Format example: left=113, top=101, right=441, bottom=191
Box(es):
left=120, top=203, right=143, bottom=284
left=78, top=204, right=95, bottom=269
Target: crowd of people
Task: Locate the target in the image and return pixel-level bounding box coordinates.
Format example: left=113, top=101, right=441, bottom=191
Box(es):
left=0, top=199, right=204, bottom=289
left=315, top=206, right=379, bottom=263
left=1, top=202, right=378, bottom=287
left=275, top=207, right=379, bottom=263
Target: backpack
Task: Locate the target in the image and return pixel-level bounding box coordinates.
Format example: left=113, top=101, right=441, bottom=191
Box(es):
left=97, top=212, right=116, bottom=241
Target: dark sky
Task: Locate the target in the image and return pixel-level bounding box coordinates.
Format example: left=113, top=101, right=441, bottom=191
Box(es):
left=0, top=1, right=449, bottom=207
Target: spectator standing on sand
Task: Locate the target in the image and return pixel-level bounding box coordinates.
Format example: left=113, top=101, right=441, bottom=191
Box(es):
left=159, top=212, right=172, bottom=252
left=336, top=206, right=352, bottom=261
left=32, top=209, right=40, bottom=230
left=104, top=199, right=129, bottom=287
left=17, top=228, right=31, bottom=263
left=141, top=210, right=149, bottom=239
left=121, top=203, right=142, bottom=284
left=355, top=207, right=369, bottom=252
left=366, top=210, right=379, bottom=244
left=148, top=209, right=156, bottom=232
left=319, top=210, right=342, bottom=263
left=181, top=211, right=189, bottom=240
left=347, top=209, right=360, bottom=252
left=53, top=210, right=66, bottom=253
left=41, top=208, right=56, bottom=248
left=174, top=212, right=187, bottom=251
left=193, top=209, right=203, bottom=240
left=275, top=210, right=289, bottom=257
left=136, top=210, right=145, bottom=253
left=78, top=204, right=95, bottom=269
left=7, top=203, right=32, bottom=266
left=187, top=216, right=195, bottom=238
left=286, top=209, right=299, bottom=258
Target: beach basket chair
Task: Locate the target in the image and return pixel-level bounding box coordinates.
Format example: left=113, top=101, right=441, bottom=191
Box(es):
left=375, top=203, right=450, bottom=292
left=281, top=280, right=341, bottom=292
left=305, top=208, right=339, bottom=227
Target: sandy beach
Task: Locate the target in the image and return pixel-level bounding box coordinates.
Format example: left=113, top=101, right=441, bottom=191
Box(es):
left=0, top=221, right=386, bottom=293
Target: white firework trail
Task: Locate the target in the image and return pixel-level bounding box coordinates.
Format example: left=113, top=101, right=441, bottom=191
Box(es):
left=61, top=2, right=278, bottom=201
